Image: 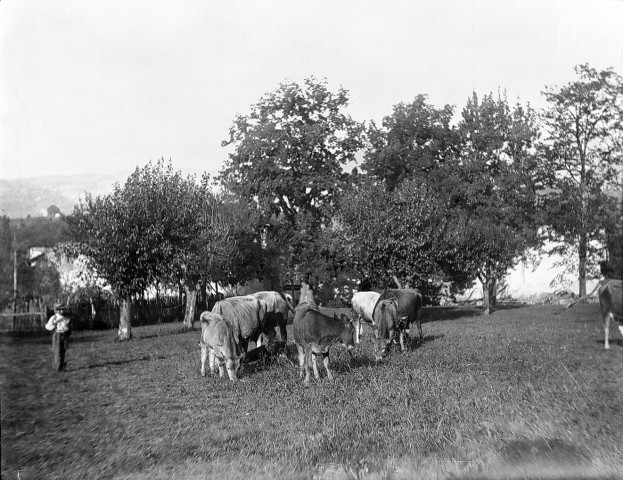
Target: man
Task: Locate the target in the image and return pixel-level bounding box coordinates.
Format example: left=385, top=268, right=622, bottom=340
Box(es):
left=45, top=302, right=71, bottom=372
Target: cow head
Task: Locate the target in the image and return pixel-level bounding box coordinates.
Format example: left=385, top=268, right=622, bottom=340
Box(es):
left=335, top=313, right=356, bottom=351
left=373, top=300, right=398, bottom=360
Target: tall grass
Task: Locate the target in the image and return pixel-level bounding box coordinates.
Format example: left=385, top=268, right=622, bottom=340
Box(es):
left=1, top=304, right=622, bottom=479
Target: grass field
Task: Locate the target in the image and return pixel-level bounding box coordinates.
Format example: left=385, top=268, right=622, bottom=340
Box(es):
left=1, top=303, right=622, bottom=480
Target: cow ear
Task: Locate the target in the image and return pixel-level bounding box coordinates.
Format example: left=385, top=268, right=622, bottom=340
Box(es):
left=341, top=313, right=351, bottom=324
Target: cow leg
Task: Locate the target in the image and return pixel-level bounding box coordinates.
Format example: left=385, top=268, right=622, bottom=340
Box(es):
left=240, top=337, right=250, bottom=354
left=353, top=317, right=361, bottom=345
left=618, top=324, right=623, bottom=345
left=279, top=320, right=288, bottom=343
left=399, top=331, right=406, bottom=352
left=296, top=344, right=305, bottom=379
left=322, top=353, right=333, bottom=382
left=312, top=353, right=320, bottom=379
left=604, top=313, right=611, bottom=349
left=304, top=345, right=313, bottom=384
left=209, top=348, right=217, bottom=374
left=201, top=343, right=207, bottom=377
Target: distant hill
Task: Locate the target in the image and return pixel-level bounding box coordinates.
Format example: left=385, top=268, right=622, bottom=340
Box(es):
left=0, top=172, right=129, bottom=218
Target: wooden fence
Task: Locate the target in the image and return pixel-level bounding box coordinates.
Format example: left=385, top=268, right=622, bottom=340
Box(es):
left=0, top=313, right=47, bottom=332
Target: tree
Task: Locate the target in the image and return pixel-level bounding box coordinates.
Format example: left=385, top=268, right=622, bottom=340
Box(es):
left=219, top=77, right=364, bottom=279
left=67, top=160, right=233, bottom=339
left=362, top=94, right=459, bottom=190
left=171, top=175, right=236, bottom=329
left=448, top=91, right=541, bottom=313
left=0, top=216, right=14, bottom=310
left=539, top=64, right=623, bottom=295
left=338, top=179, right=451, bottom=293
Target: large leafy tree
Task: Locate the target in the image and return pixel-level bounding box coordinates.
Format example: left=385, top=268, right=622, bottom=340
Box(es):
left=67, top=160, right=233, bottom=339
left=361, top=94, right=459, bottom=190
left=539, top=64, right=623, bottom=295
left=170, top=174, right=235, bottom=329
left=338, top=179, right=451, bottom=294
left=447, top=91, right=541, bottom=312
left=218, top=77, right=364, bottom=279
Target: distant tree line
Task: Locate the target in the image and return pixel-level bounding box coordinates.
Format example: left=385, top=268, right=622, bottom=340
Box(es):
left=3, top=64, right=621, bottom=339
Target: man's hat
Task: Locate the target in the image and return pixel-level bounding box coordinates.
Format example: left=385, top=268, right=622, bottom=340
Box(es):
left=53, top=302, right=66, bottom=310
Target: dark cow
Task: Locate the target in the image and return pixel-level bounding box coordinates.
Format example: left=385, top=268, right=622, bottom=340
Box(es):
left=600, top=279, right=623, bottom=349
left=293, top=303, right=356, bottom=384
left=251, top=291, right=295, bottom=343
left=373, top=288, right=423, bottom=360
left=199, top=311, right=242, bottom=381
left=211, top=295, right=271, bottom=357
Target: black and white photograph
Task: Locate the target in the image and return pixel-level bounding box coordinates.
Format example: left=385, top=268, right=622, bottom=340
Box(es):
left=1, top=1, right=622, bottom=479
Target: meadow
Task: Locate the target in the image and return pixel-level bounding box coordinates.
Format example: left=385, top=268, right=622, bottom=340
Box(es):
left=1, top=303, right=622, bottom=480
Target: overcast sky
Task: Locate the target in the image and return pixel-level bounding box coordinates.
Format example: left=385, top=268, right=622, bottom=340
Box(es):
left=1, top=0, right=622, bottom=180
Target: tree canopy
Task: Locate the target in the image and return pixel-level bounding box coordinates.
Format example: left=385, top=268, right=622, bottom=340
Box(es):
left=218, top=77, right=365, bottom=278
left=67, top=159, right=234, bottom=337
left=539, top=64, right=623, bottom=294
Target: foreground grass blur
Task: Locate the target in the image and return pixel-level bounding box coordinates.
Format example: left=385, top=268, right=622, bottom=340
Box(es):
left=1, top=304, right=622, bottom=479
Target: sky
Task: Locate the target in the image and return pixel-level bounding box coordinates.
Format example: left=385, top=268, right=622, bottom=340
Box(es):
left=1, top=0, right=622, bottom=180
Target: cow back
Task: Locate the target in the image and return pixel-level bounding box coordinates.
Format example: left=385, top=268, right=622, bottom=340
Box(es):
left=212, top=296, right=264, bottom=341
left=293, top=307, right=345, bottom=346
left=375, top=288, right=422, bottom=324
left=352, top=291, right=381, bottom=322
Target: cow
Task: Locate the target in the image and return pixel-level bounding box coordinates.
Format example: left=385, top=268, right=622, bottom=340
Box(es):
left=351, top=291, right=381, bottom=344
left=199, top=311, right=242, bottom=381
left=251, top=291, right=295, bottom=343
left=600, top=279, right=623, bottom=349
left=293, top=303, right=356, bottom=384
left=373, top=288, right=423, bottom=360
left=211, top=295, right=271, bottom=357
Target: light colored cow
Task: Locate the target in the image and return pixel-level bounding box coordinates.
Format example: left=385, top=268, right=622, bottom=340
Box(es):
left=251, top=291, right=295, bottom=343
left=600, top=279, right=622, bottom=349
left=351, top=291, right=380, bottom=344
left=200, top=311, right=242, bottom=381
left=211, top=295, right=271, bottom=356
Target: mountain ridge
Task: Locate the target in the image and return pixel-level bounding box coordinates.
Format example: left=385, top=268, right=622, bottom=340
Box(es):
left=0, top=172, right=130, bottom=218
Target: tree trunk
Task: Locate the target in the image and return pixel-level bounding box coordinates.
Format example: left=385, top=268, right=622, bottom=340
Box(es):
left=578, top=232, right=587, bottom=297
left=183, top=285, right=198, bottom=330
left=488, top=277, right=498, bottom=309
left=118, top=297, right=132, bottom=341
left=482, top=277, right=491, bottom=315
left=200, top=280, right=208, bottom=311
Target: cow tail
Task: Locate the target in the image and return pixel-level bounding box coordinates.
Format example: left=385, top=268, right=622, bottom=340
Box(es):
left=281, top=292, right=295, bottom=313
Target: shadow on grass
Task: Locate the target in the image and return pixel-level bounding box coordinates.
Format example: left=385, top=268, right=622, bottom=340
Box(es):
left=71, top=354, right=169, bottom=370
left=423, top=306, right=483, bottom=323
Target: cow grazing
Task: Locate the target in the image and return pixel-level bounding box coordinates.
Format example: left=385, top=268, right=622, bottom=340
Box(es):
left=293, top=304, right=356, bottom=384
left=600, top=279, right=623, bottom=349
left=251, top=291, right=295, bottom=343
left=373, top=288, right=423, bottom=360
left=351, top=291, right=381, bottom=344
left=211, top=295, right=271, bottom=356
left=200, top=311, right=242, bottom=381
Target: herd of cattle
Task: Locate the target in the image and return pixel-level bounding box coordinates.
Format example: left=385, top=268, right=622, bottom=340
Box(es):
left=199, top=279, right=622, bottom=383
